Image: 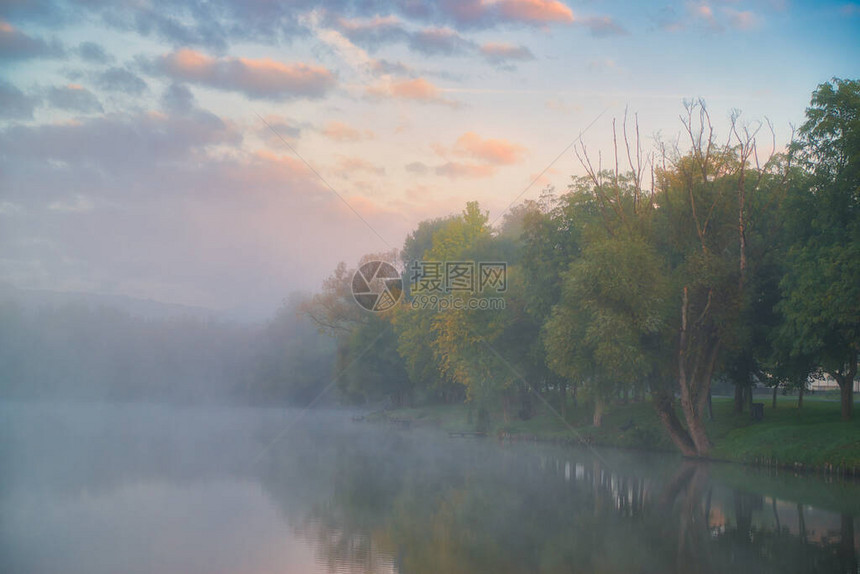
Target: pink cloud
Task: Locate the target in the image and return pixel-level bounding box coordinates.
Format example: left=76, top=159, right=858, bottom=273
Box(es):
left=695, top=3, right=714, bottom=19
left=727, top=10, right=759, bottom=30
left=528, top=166, right=561, bottom=188
left=158, top=49, right=336, bottom=100
left=333, top=156, right=386, bottom=177
left=322, top=121, right=374, bottom=142
left=366, top=77, right=458, bottom=106
left=454, top=132, right=526, bottom=165
left=392, top=77, right=439, bottom=99
left=0, top=19, right=63, bottom=60
left=480, top=42, right=535, bottom=64
left=496, top=0, right=575, bottom=23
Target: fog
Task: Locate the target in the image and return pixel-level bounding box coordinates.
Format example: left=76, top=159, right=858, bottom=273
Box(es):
left=0, top=287, right=334, bottom=405
left=2, top=402, right=858, bottom=574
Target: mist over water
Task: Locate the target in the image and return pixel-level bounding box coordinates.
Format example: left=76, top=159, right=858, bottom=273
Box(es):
left=1, top=402, right=857, bottom=574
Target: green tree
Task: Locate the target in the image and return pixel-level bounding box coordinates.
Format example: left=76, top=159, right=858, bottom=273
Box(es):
left=780, top=78, right=860, bottom=420
left=545, top=234, right=668, bottom=427
left=302, top=250, right=412, bottom=406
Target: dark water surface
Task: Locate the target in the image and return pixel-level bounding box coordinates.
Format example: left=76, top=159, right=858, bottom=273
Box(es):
left=1, top=403, right=857, bottom=573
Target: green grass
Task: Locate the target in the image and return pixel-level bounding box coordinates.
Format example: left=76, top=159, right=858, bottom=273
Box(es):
left=372, top=394, right=860, bottom=470
left=708, top=398, right=860, bottom=469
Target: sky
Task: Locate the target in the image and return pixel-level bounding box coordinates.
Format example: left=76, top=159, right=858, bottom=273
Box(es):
left=1, top=0, right=858, bottom=319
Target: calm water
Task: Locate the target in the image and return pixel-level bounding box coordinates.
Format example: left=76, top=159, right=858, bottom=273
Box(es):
left=1, top=403, right=857, bottom=574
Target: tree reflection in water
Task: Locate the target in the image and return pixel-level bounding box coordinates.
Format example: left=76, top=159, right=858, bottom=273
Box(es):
left=259, top=427, right=858, bottom=574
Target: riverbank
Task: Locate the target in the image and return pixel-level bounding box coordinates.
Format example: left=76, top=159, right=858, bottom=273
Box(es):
left=366, top=396, right=860, bottom=474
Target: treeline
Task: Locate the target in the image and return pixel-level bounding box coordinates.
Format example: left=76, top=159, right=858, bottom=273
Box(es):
left=303, top=79, right=859, bottom=457
left=0, top=294, right=335, bottom=405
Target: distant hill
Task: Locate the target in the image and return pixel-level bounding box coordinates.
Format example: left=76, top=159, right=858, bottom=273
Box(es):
left=0, top=284, right=221, bottom=321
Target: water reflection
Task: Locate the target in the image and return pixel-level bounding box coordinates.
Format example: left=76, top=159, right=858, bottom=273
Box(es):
left=262, top=427, right=859, bottom=574
left=1, top=404, right=857, bottom=574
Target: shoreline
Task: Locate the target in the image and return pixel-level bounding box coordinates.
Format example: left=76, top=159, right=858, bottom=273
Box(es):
left=363, top=397, right=860, bottom=480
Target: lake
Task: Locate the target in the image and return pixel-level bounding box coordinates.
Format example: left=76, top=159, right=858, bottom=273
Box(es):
left=1, top=403, right=857, bottom=573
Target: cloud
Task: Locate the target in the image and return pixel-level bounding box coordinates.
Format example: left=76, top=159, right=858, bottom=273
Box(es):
left=0, top=110, right=409, bottom=313
left=332, top=15, right=475, bottom=56
left=333, top=156, right=385, bottom=177
left=95, top=67, right=148, bottom=95
left=156, top=49, right=336, bottom=101
left=76, top=41, right=111, bottom=64
left=321, top=121, right=374, bottom=142
left=332, top=14, right=410, bottom=50
left=421, top=131, right=527, bottom=179
left=580, top=16, right=627, bottom=36
left=367, top=77, right=458, bottom=106
left=453, top=132, right=526, bottom=165
left=129, top=8, right=231, bottom=52
left=660, top=2, right=760, bottom=33
left=46, top=84, right=103, bottom=113
left=408, top=27, right=475, bottom=55
left=528, top=166, right=561, bottom=188
left=161, top=83, right=196, bottom=114
left=0, top=19, right=63, bottom=60
left=726, top=9, right=759, bottom=30
left=495, top=0, right=574, bottom=24
left=256, top=113, right=305, bottom=146
left=435, top=161, right=496, bottom=179
left=391, top=77, right=444, bottom=99
left=0, top=108, right=240, bottom=174
left=405, top=161, right=430, bottom=175
left=0, top=80, right=38, bottom=119
left=369, top=58, right=413, bottom=76
left=479, top=42, right=535, bottom=64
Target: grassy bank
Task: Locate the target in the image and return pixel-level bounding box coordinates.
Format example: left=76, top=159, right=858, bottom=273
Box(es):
left=368, top=395, right=860, bottom=472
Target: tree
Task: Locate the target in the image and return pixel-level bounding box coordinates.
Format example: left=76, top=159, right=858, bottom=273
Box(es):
left=301, top=250, right=413, bottom=406
left=251, top=294, right=336, bottom=405
left=544, top=234, right=668, bottom=427
left=780, top=78, right=860, bottom=420
left=394, top=215, right=461, bottom=402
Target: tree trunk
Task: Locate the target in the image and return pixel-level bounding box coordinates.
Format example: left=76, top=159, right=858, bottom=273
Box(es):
left=676, top=287, right=719, bottom=456
left=831, top=352, right=857, bottom=421
left=772, top=497, right=781, bottom=534
left=798, top=384, right=804, bottom=409
left=593, top=396, right=604, bottom=427
left=560, top=380, right=567, bottom=419
left=734, top=383, right=744, bottom=413
left=653, top=388, right=697, bottom=457
left=839, top=378, right=853, bottom=421
left=680, top=394, right=712, bottom=456
left=772, top=385, right=778, bottom=409
left=797, top=503, right=807, bottom=544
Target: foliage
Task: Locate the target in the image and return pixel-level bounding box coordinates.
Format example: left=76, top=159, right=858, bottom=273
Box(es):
left=779, top=78, right=860, bottom=420
left=297, top=80, right=859, bottom=452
